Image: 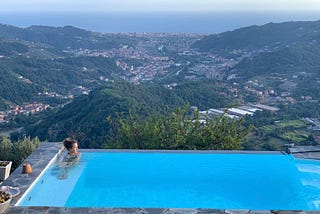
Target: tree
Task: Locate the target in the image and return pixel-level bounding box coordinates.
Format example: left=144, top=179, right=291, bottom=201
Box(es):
left=106, top=106, right=252, bottom=150
left=0, top=135, right=12, bottom=160
left=12, top=137, right=41, bottom=168
left=0, top=135, right=41, bottom=170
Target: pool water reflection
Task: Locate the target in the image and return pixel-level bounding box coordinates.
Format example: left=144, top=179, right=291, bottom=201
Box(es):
left=17, top=151, right=320, bottom=210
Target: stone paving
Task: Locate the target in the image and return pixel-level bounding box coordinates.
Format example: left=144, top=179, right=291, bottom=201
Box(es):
left=288, top=146, right=320, bottom=160
left=1, top=144, right=320, bottom=213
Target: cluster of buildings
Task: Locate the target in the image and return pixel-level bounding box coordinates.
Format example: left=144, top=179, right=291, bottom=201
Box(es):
left=0, top=103, right=50, bottom=123
left=39, top=86, right=91, bottom=100
left=67, top=33, right=257, bottom=85
left=73, top=45, right=176, bottom=83
left=70, top=33, right=206, bottom=83
left=68, top=86, right=90, bottom=98
left=65, top=33, right=317, bottom=109
left=199, top=103, right=279, bottom=120
left=225, top=77, right=300, bottom=104
left=304, top=118, right=320, bottom=131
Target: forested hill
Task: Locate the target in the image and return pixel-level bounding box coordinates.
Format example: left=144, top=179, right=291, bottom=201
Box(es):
left=0, top=52, right=122, bottom=109
left=0, top=24, right=138, bottom=109
left=26, top=82, right=185, bottom=148
left=234, top=43, right=320, bottom=78
left=0, top=24, right=138, bottom=50
left=26, top=81, right=232, bottom=148
left=233, top=43, right=320, bottom=99
left=193, top=20, right=320, bottom=52
left=192, top=20, right=320, bottom=101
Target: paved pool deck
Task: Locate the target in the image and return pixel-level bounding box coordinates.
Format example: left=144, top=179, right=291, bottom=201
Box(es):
left=2, top=142, right=320, bottom=213
left=288, top=146, right=320, bottom=160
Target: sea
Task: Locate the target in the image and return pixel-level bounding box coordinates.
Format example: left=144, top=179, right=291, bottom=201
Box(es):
left=0, top=11, right=320, bottom=34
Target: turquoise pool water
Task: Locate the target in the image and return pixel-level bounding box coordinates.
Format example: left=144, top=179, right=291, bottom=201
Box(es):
left=17, top=151, right=320, bottom=210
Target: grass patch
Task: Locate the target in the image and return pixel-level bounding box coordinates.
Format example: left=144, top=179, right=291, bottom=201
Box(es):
left=280, top=131, right=308, bottom=143
left=275, top=119, right=307, bottom=129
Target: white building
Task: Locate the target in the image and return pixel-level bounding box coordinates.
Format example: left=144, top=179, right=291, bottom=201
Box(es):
left=227, top=108, right=254, bottom=117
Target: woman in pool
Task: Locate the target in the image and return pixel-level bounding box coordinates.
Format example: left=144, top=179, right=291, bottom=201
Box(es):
left=58, top=138, right=81, bottom=179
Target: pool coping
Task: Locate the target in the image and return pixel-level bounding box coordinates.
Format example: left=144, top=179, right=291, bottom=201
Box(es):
left=2, top=142, right=319, bottom=213
left=80, top=149, right=284, bottom=154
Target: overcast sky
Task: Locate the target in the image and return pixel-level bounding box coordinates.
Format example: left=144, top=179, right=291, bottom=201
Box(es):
left=1, top=0, right=320, bottom=12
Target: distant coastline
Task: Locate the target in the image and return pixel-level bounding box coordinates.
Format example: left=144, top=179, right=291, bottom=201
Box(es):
left=0, top=11, right=320, bottom=34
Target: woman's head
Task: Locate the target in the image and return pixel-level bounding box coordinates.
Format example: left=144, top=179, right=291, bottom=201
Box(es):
left=63, top=138, right=79, bottom=155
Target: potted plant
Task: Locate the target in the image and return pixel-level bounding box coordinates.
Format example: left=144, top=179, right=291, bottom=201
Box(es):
left=0, top=190, right=11, bottom=213
left=0, top=161, right=12, bottom=181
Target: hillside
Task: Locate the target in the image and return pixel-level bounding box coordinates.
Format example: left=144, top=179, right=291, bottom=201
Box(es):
left=0, top=24, right=139, bottom=50
left=0, top=24, right=143, bottom=108
left=192, top=20, right=320, bottom=101
left=25, top=81, right=232, bottom=148
left=230, top=42, right=320, bottom=100
left=26, top=82, right=184, bottom=148
left=0, top=24, right=139, bottom=109
left=234, top=43, right=320, bottom=76
left=0, top=24, right=197, bottom=109
left=1, top=21, right=320, bottom=150
left=193, top=20, right=320, bottom=52
left=0, top=49, right=122, bottom=108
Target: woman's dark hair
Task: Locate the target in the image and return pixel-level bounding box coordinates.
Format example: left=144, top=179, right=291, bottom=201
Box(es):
left=63, top=138, right=78, bottom=151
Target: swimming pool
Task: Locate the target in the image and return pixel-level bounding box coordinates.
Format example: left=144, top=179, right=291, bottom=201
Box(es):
left=16, top=151, right=320, bottom=210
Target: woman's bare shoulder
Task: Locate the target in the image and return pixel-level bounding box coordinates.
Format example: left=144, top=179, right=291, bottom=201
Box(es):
left=59, top=153, right=81, bottom=167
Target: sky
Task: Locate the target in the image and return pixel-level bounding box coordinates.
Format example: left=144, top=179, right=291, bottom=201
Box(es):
left=1, top=0, right=320, bottom=12
left=1, top=0, right=320, bottom=33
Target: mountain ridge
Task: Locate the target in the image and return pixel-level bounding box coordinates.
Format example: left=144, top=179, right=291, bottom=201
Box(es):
left=0, top=23, right=138, bottom=50
left=193, top=20, right=320, bottom=52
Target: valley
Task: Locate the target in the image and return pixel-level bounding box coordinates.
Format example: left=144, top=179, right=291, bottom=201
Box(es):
left=0, top=21, right=319, bottom=150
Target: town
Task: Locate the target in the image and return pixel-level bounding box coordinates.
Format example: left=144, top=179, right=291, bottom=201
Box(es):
left=66, top=32, right=316, bottom=108
left=0, top=30, right=318, bottom=148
